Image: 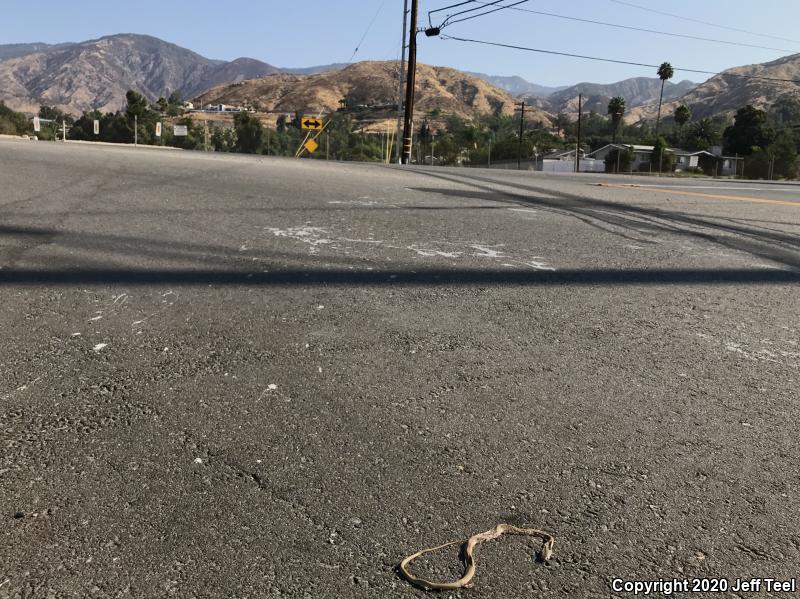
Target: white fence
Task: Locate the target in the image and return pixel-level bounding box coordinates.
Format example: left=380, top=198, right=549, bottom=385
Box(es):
left=541, top=158, right=605, bottom=173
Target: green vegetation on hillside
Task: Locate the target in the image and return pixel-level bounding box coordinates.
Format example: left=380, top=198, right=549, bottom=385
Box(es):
left=4, top=87, right=799, bottom=179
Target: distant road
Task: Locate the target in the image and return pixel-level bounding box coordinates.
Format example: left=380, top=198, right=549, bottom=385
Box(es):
left=2, top=139, right=799, bottom=598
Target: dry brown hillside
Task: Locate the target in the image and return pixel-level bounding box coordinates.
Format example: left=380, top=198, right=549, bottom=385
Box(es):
left=197, top=61, right=553, bottom=126
left=627, top=53, right=800, bottom=124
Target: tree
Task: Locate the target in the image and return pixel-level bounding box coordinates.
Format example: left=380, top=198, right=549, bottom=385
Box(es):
left=607, top=96, right=626, bottom=143
left=39, top=105, right=74, bottom=124
left=655, top=62, right=674, bottom=135
left=276, top=114, right=288, bottom=132
left=674, top=105, right=691, bottom=130
left=684, top=117, right=721, bottom=151
left=723, top=105, right=775, bottom=156
left=652, top=136, right=673, bottom=173
left=0, top=102, right=31, bottom=135
left=604, top=147, right=632, bottom=173
left=154, top=97, right=169, bottom=114
left=553, top=112, right=571, bottom=137
left=233, top=112, right=264, bottom=153
left=771, top=132, right=798, bottom=179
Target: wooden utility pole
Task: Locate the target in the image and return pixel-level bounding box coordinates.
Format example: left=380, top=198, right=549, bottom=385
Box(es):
left=515, top=101, right=525, bottom=170
left=395, top=0, right=409, bottom=163
left=576, top=93, right=583, bottom=173
left=401, top=0, right=418, bottom=164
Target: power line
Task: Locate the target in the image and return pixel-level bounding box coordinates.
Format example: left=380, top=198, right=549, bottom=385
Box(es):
left=428, top=0, right=485, bottom=27
left=428, top=0, right=530, bottom=29
left=440, top=35, right=800, bottom=84
left=444, top=0, right=530, bottom=27
left=466, top=1, right=797, bottom=54
left=349, top=0, right=390, bottom=63
left=609, top=0, right=800, bottom=46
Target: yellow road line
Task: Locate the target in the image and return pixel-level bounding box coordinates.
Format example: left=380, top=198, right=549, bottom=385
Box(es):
left=600, top=183, right=800, bottom=207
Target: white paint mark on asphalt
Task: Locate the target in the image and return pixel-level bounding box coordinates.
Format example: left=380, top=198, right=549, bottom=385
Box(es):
left=407, top=245, right=462, bottom=258
left=112, top=293, right=128, bottom=304
left=268, top=384, right=278, bottom=390
left=508, top=208, right=538, bottom=214
left=339, top=237, right=384, bottom=244
left=88, top=315, right=103, bottom=322
left=71, top=332, right=81, bottom=337
left=265, top=225, right=334, bottom=254
left=523, top=259, right=556, bottom=271
left=93, top=343, right=108, bottom=352
left=470, top=245, right=507, bottom=259
left=625, top=245, right=645, bottom=250
left=317, top=305, right=325, bottom=310
left=194, top=458, right=203, bottom=464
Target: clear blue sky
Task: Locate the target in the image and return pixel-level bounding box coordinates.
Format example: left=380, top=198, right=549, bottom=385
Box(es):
left=2, top=0, right=800, bottom=86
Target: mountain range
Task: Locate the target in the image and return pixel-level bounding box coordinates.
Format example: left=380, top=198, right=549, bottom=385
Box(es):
left=0, top=34, right=347, bottom=114
left=1, top=33, right=799, bottom=128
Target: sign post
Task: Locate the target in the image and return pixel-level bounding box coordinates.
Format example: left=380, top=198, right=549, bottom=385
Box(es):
left=93, top=120, right=100, bottom=135
left=173, top=125, right=188, bottom=137
left=33, top=117, right=41, bottom=133
left=155, top=122, right=162, bottom=137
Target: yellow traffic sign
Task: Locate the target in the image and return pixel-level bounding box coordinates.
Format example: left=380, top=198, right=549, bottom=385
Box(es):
left=301, top=116, right=324, bottom=130
left=304, top=139, right=319, bottom=153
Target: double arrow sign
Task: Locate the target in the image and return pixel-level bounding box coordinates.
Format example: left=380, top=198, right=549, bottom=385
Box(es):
left=301, top=117, right=324, bottom=130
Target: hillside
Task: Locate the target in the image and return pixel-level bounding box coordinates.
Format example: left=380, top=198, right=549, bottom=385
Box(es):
left=0, top=34, right=223, bottom=114
left=468, top=72, right=566, bottom=97
left=538, top=77, right=697, bottom=115
left=626, top=53, right=800, bottom=124
left=0, top=35, right=324, bottom=115
left=199, top=61, right=553, bottom=126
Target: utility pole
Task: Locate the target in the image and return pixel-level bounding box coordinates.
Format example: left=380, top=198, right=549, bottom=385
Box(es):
left=401, top=0, right=418, bottom=164
left=515, top=101, right=525, bottom=170
left=62, top=119, right=66, bottom=143
left=395, top=0, right=409, bottom=164
left=576, top=93, right=582, bottom=173
left=204, top=119, right=209, bottom=152
left=134, top=115, right=138, bottom=146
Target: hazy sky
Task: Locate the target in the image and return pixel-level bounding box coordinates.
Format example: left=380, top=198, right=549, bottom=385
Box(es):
left=3, top=1, right=800, bottom=86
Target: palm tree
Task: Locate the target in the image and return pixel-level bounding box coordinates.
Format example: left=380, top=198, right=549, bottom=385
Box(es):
left=674, top=104, right=691, bottom=130
left=655, top=62, right=674, bottom=135
left=607, top=96, right=626, bottom=143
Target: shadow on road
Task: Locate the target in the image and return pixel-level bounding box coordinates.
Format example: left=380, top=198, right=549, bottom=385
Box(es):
left=1, top=267, right=798, bottom=287
left=406, top=170, right=800, bottom=271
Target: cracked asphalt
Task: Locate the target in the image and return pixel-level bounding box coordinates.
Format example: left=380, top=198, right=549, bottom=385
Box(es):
left=1, top=139, right=799, bottom=598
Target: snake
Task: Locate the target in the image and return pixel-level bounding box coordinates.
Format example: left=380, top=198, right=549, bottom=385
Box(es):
left=399, top=523, right=555, bottom=591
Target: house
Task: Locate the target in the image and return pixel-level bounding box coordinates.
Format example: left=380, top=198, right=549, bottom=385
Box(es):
left=542, top=148, right=586, bottom=161
left=588, top=144, right=744, bottom=175
left=587, top=144, right=657, bottom=171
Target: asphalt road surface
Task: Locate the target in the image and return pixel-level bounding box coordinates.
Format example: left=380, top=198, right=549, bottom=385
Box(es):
left=2, top=139, right=799, bottom=598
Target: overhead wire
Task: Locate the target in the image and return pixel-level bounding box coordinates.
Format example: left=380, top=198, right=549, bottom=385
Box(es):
left=608, top=0, right=800, bottom=46
left=439, top=35, right=800, bottom=84
left=428, top=0, right=489, bottom=27
left=349, top=0, right=390, bottom=63
left=428, top=0, right=530, bottom=29
left=466, top=1, right=797, bottom=54
left=444, top=0, right=531, bottom=27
